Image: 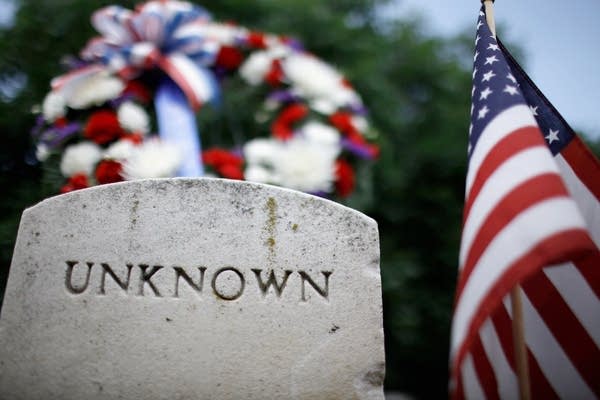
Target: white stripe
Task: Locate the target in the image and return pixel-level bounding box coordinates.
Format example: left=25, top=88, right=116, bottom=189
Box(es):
left=460, top=147, right=559, bottom=267
left=513, top=288, right=596, bottom=398
left=167, top=53, right=215, bottom=103
left=466, top=104, right=537, bottom=194
left=130, top=42, right=157, bottom=66
left=462, top=354, right=487, bottom=400
left=479, top=319, right=518, bottom=399
left=556, top=153, right=600, bottom=247
left=452, top=198, right=586, bottom=354
left=92, top=7, right=134, bottom=45
left=544, top=262, right=600, bottom=348
left=50, top=65, right=104, bottom=91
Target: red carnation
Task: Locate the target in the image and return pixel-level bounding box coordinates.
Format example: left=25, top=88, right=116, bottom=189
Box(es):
left=265, top=59, right=284, bottom=86
left=247, top=32, right=267, bottom=49
left=216, top=46, right=244, bottom=70
left=271, top=103, right=309, bottom=140
left=121, top=133, right=144, bottom=145
left=330, top=112, right=357, bottom=136
left=335, top=159, right=355, bottom=198
left=84, top=110, right=124, bottom=145
left=202, top=148, right=244, bottom=180
left=95, top=160, right=124, bottom=184
left=60, top=173, right=89, bottom=194
left=122, top=80, right=151, bottom=103
left=202, top=148, right=243, bottom=167
left=218, top=163, right=244, bottom=180
left=330, top=112, right=379, bottom=159
left=54, top=117, right=69, bottom=128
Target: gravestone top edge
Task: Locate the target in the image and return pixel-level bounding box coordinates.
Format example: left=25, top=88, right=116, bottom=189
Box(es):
left=23, top=177, right=377, bottom=228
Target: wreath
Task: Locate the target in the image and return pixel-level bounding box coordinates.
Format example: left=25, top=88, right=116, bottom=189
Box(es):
left=33, top=0, right=379, bottom=198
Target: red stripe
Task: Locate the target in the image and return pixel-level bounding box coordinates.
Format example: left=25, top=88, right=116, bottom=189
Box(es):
left=452, top=229, right=594, bottom=388
left=452, top=371, right=465, bottom=400
left=491, top=304, right=560, bottom=399
left=50, top=64, right=103, bottom=90
left=523, top=269, right=600, bottom=395
left=573, top=250, right=600, bottom=299
left=560, top=136, right=600, bottom=201
left=471, top=336, right=500, bottom=400
left=456, top=174, right=569, bottom=301
left=463, top=126, right=543, bottom=224
left=158, top=56, right=203, bottom=111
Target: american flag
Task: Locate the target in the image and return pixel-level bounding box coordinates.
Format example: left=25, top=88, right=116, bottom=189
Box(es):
left=450, top=7, right=600, bottom=399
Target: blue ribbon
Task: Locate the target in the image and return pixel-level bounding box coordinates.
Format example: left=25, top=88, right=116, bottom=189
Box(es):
left=155, top=77, right=204, bottom=177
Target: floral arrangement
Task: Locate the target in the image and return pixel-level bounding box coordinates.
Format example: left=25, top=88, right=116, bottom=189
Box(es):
left=33, top=0, right=378, bottom=198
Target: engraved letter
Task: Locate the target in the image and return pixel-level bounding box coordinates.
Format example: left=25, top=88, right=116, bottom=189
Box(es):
left=174, top=266, right=207, bottom=298
left=251, top=268, right=292, bottom=297
left=211, top=267, right=245, bottom=301
left=299, top=270, right=332, bottom=301
left=65, top=261, right=92, bottom=294
left=99, top=263, right=133, bottom=295
left=138, top=264, right=163, bottom=297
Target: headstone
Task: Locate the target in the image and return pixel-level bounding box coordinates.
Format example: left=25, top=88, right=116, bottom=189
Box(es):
left=0, top=178, right=384, bottom=400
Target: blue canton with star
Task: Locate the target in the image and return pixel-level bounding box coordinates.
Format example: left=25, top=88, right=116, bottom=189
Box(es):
left=470, top=7, right=574, bottom=157
left=498, top=39, right=575, bottom=156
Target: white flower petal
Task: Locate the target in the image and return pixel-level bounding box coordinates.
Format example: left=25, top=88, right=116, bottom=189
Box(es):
left=35, top=144, right=50, bottom=162
left=275, top=136, right=337, bottom=193
left=60, top=142, right=102, bottom=177
left=239, top=51, right=273, bottom=85
left=243, top=138, right=279, bottom=165
left=282, top=53, right=342, bottom=99
left=118, top=101, right=150, bottom=134
left=122, top=139, right=182, bottom=180
left=299, top=121, right=341, bottom=149
left=104, top=139, right=136, bottom=160
left=244, top=165, right=277, bottom=184
left=42, top=92, right=66, bottom=122
left=65, top=72, right=125, bottom=109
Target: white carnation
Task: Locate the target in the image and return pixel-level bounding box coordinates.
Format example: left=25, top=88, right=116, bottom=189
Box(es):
left=352, top=115, right=368, bottom=132
left=308, top=87, right=360, bottom=115
left=104, top=139, right=136, bottom=160
left=309, top=98, right=338, bottom=115
left=121, top=139, right=182, bottom=180
left=275, top=136, right=338, bottom=193
left=243, top=138, right=279, bottom=165
left=244, top=165, right=278, bottom=184
left=117, top=101, right=150, bottom=134
left=60, top=142, right=102, bottom=177
left=282, top=53, right=342, bottom=99
left=65, top=72, right=125, bottom=109
left=35, top=143, right=50, bottom=162
left=283, top=53, right=364, bottom=114
left=42, top=92, right=66, bottom=122
left=239, top=51, right=273, bottom=85
left=299, top=121, right=341, bottom=149
left=244, top=136, right=338, bottom=193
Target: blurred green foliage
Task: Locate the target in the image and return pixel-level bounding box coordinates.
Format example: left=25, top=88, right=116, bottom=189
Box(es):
left=0, top=1, right=598, bottom=398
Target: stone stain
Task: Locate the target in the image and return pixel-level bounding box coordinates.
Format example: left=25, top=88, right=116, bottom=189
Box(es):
left=130, top=199, right=140, bottom=229
left=264, top=197, right=277, bottom=250
left=363, top=363, right=385, bottom=386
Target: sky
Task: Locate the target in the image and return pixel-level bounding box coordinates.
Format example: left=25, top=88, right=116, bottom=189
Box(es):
left=385, top=0, right=600, bottom=139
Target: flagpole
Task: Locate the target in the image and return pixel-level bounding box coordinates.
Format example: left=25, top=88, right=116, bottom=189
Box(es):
left=483, top=0, right=496, bottom=36
left=510, top=288, right=531, bottom=400
left=480, top=1, right=530, bottom=399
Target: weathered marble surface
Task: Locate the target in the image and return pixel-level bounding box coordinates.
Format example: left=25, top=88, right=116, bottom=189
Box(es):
left=0, top=178, right=384, bottom=399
